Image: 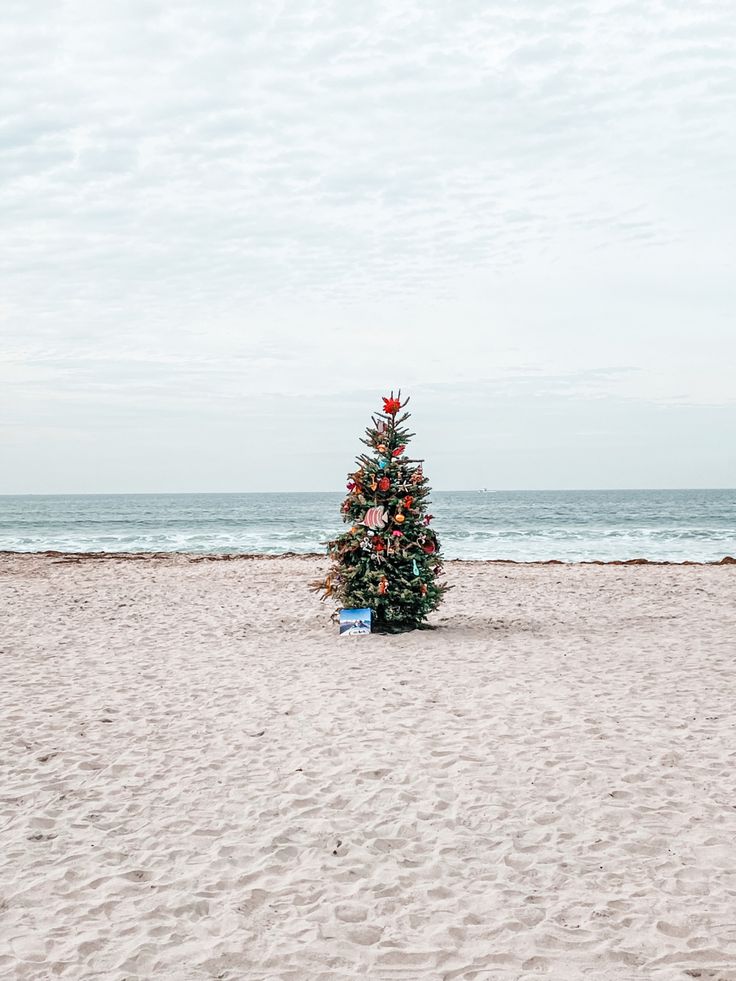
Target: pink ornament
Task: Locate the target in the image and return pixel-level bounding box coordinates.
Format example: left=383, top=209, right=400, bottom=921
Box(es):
left=363, top=506, right=388, bottom=530
left=392, top=530, right=403, bottom=537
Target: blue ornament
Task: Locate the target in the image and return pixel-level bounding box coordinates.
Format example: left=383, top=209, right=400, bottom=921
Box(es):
left=378, top=460, right=387, bottom=469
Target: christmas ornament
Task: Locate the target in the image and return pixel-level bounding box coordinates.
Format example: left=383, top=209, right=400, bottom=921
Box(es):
left=423, top=514, right=434, bottom=525
left=412, top=559, right=419, bottom=576
left=420, top=583, right=428, bottom=596
left=382, top=396, right=402, bottom=415
left=422, top=541, right=436, bottom=554
left=374, top=538, right=385, bottom=552
left=394, top=513, right=405, bottom=524
left=378, top=476, right=390, bottom=492
left=378, top=460, right=387, bottom=469
left=404, top=495, right=414, bottom=509
left=378, top=577, right=389, bottom=595
left=377, top=444, right=386, bottom=453
left=392, top=530, right=403, bottom=537
left=363, top=506, right=388, bottom=530
left=376, top=419, right=388, bottom=435
left=370, top=479, right=377, bottom=491
left=392, top=445, right=405, bottom=457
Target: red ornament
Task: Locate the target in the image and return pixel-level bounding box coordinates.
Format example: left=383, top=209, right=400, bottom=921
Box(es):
left=382, top=396, right=402, bottom=415
left=404, top=495, right=414, bottom=509
left=378, top=577, right=389, bottom=595
left=391, top=530, right=403, bottom=537
left=391, top=445, right=405, bottom=457
left=422, top=541, right=436, bottom=554
left=378, top=476, right=391, bottom=492
left=374, top=538, right=385, bottom=552
left=423, top=514, right=434, bottom=525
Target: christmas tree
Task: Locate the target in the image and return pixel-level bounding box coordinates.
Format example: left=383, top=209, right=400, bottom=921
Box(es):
left=314, top=392, right=448, bottom=632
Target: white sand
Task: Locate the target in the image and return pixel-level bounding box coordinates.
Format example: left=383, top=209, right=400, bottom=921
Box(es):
left=1, top=553, right=736, bottom=980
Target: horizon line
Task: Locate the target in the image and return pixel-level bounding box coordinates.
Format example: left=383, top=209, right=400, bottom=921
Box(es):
left=1, top=486, right=734, bottom=497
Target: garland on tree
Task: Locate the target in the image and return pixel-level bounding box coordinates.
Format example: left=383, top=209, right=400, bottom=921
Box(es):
left=312, top=391, right=448, bottom=632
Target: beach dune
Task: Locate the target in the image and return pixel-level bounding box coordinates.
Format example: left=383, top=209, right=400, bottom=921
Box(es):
left=1, top=553, right=735, bottom=979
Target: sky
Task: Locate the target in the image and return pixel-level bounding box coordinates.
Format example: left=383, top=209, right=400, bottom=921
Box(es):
left=2, top=0, right=735, bottom=493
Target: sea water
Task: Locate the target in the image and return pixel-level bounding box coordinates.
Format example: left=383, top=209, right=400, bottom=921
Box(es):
left=1, top=489, right=734, bottom=561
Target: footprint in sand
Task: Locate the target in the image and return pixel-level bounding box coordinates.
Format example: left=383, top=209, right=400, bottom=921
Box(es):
left=346, top=924, right=383, bottom=945
left=334, top=903, right=368, bottom=923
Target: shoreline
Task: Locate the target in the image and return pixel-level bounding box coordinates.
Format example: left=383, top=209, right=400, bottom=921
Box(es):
left=2, top=549, right=735, bottom=566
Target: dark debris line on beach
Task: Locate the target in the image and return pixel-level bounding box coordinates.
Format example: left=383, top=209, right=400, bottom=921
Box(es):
left=0, top=551, right=734, bottom=566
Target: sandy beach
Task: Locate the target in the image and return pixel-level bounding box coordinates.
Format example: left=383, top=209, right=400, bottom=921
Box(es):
left=1, top=553, right=735, bottom=980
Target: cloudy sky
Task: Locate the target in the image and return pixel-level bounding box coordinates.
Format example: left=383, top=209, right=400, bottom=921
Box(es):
left=2, top=0, right=735, bottom=492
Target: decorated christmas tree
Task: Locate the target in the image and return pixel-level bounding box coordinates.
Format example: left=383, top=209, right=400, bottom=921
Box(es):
left=313, top=392, right=448, bottom=632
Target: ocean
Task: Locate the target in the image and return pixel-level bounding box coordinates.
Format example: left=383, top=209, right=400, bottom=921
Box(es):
left=1, top=489, right=734, bottom=562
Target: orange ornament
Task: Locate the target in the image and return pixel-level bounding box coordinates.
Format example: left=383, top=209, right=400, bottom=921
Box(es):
left=395, top=513, right=405, bottom=524
left=377, top=444, right=386, bottom=453
left=378, top=577, right=389, bottom=595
